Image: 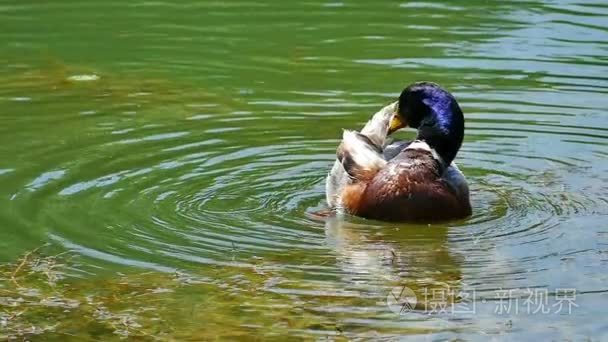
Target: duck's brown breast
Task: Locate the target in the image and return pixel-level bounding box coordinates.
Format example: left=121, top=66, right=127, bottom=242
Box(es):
left=343, top=150, right=471, bottom=222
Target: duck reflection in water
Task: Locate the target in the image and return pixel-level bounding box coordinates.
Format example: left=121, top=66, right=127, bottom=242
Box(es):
left=323, top=215, right=463, bottom=300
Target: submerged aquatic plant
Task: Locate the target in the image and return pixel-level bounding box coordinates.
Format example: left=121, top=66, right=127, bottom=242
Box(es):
left=0, top=248, right=354, bottom=340
left=0, top=247, right=464, bottom=340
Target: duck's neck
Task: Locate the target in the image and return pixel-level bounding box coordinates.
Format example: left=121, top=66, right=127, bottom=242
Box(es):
left=415, top=98, right=464, bottom=166
left=360, top=101, right=398, bottom=147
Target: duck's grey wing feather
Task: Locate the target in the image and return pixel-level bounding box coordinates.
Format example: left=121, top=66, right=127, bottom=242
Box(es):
left=443, top=162, right=469, bottom=202
left=382, top=140, right=412, bottom=160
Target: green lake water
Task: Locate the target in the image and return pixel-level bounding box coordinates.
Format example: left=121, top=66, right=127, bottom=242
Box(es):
left=1, top=0, right=607, bottom=340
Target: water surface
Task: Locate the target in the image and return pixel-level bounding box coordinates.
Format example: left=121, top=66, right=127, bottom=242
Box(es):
left=1, top=0, right=607, bottom=340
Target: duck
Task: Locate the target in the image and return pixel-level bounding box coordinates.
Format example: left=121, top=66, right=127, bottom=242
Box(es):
left=325, top=82, right=471, bottom=222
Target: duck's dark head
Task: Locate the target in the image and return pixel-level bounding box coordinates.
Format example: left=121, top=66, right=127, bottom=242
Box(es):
left=388, top=82, right=465, bottom=166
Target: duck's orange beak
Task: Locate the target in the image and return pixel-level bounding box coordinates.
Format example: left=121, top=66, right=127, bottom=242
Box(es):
left=388, top=113, right=407, bottom=135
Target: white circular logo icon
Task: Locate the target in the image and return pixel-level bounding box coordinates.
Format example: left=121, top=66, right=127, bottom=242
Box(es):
left=386, top=285, right=417, bottom=315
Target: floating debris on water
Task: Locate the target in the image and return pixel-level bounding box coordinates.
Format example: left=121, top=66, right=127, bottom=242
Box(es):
left=67, top=74, right=100, bottom=82
left=10, top=96, right=32, bottom=102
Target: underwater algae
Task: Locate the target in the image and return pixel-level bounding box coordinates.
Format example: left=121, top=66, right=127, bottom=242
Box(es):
left=0, top=248, right=323, bottom=340
left=0, top=247, right=465, bottom=340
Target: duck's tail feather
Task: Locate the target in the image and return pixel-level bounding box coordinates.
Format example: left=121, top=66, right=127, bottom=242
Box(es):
left=337, top=130, right=387, bottom=182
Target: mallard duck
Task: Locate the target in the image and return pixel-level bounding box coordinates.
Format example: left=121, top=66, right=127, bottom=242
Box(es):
left=325, top=82, right=471, bottom=222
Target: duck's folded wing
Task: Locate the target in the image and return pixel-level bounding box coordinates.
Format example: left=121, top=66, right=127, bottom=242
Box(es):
left=442, top=162, right=470, bottom=201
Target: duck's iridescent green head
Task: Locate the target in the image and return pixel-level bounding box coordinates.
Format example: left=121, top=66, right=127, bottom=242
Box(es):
left=389, top=82, right=465, bottom=166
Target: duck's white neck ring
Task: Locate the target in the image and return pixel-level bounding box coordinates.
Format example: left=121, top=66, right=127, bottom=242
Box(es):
left=405, top=140, right=447, bottom=170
